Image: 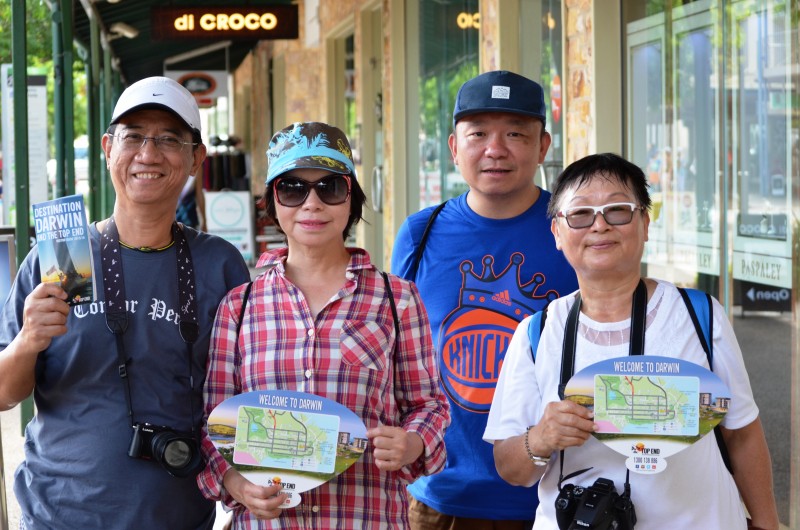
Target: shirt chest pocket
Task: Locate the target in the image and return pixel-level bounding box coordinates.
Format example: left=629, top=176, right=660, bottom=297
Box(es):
left=339, top=320, right=393, bottom=371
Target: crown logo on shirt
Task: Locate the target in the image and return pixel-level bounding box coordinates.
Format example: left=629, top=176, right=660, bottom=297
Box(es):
left=458, top=252, right=558, bottom=319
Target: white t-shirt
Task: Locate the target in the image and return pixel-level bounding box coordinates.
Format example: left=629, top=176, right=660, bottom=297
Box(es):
left=484, top=280, right=757, bottom=530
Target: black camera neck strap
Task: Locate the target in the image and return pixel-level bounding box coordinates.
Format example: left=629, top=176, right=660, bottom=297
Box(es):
left=101, top=217, right=199, bottom=429
left=556, top=279, right=647, bottom=491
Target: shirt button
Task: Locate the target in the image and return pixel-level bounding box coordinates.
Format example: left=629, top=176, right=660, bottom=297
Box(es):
left=305, top=369, right=312, bottom=379
left=311, top=505, right=320, bottom=513
left=307, top=328, right=314, bottom=337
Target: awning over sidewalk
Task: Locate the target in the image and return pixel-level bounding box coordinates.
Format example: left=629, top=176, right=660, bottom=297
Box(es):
left=72, top=0, right=294, bottom=83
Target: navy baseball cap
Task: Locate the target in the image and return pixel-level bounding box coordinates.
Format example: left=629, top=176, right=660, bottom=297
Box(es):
left=452, top=70, right=546, bottom=128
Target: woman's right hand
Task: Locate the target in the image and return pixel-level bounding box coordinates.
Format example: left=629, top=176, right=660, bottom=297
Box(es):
left=223, top=469, right=287, bottom=520
left=529, top=399, right=597, bottom=454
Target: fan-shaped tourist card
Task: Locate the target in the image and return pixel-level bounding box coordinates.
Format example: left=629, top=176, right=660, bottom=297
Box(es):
left=207, top=389, right=368, bottom=508
left=563, top=355, right=730, bottom=475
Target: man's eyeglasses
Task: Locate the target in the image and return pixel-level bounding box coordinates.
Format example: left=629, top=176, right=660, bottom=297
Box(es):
left=274, top=174, right=352, bottom=207
left=110, top=132, right=198, bottom=153
left=557, top=202, right=645, bottom=229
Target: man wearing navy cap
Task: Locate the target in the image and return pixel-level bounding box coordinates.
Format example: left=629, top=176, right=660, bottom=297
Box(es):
left=0, top=76, right=250, bottom=529
left=392, top=71, right=578, bottom=528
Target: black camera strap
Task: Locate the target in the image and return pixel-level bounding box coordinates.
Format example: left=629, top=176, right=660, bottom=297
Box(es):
left=556, top=279, right=647, bottom=492
left=101, top=217, right=199, bottom=432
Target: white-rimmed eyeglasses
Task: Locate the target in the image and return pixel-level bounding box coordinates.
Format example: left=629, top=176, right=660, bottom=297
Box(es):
left=556, top=202, right=645, bottom=229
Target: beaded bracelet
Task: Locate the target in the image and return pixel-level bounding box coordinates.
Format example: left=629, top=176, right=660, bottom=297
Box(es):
left=524, top=425, right=550, bottom=466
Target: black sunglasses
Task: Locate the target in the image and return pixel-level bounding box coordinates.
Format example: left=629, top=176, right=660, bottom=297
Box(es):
left=274, top=174, right=352, bottom=207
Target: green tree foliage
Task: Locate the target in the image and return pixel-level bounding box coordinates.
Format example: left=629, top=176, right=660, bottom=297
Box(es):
left=0, top=0, right=53, bottom=63
left=0, top=0, right=87, bottom=153
left=0, top=0, right=52, bottom=146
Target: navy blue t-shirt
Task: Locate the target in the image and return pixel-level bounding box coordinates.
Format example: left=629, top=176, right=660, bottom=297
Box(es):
left=0, top=224, right=250, bottom=529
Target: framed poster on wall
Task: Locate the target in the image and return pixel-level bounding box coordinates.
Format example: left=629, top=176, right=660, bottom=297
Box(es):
left=0, top=233, right=16, bottom=304
left=205, top=190, right=255, bottom=264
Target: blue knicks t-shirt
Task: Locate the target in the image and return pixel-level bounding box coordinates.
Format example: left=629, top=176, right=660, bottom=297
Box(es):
left=392, top=191, right=578, bottom=520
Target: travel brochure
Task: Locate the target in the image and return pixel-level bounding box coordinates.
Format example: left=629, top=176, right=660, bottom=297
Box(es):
left=207, top=389, right=368, bottom=508
left=32, top=194, right=95, bottom=305
left=563, top=355, right=730, bottom=474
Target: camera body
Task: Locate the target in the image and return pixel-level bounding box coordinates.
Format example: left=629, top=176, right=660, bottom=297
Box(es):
left=555, top=477, right=636, bottom=530
left=555, top=483, right=585, bottom=529
left=128, top=422, right=203, bottom=478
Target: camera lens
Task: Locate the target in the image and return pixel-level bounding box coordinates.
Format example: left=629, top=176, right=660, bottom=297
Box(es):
left=163, top=439, right=192, bottom=468
left=151, top=431, right=202, bottom=477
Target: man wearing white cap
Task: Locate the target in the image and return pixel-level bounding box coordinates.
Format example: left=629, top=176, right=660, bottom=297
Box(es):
left=0, top=76, right=250, bottom=529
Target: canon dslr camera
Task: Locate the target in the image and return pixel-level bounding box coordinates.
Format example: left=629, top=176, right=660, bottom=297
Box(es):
left=555, top=477, right=636, bottom=530
left=128, top=422, right=203, bottom=478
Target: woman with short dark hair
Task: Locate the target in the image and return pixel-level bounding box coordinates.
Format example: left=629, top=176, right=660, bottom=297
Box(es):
left=485, top=153, right=778, bottom=530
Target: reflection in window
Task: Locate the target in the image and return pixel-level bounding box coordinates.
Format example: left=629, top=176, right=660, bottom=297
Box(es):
left=675, top=25, right=714, bottom=234
left=539, top=1, right=564, bottom=188
left=626, top=5, right=722, bottom=285
left=624, top=1, right=797, bottom=524
left=417, top=0, right=478, bottom=209
left=734, top=8, right=790, bottom=240
left=343, top=35, right=357, bottom=152
left=630, top=38, right=664, bottom=193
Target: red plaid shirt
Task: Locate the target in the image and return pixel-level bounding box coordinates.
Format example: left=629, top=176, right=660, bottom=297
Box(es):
left=197, top=248, right=449, bottom=529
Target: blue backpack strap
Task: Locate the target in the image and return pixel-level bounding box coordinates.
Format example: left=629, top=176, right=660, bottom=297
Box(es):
left=677, top=287, right=732, bottom=474
left=677, top=287, right=713, bottom=367
left=527, top=310, right=548, bottom=363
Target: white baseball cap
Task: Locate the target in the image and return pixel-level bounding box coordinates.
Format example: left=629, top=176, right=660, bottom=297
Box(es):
left=110, top=76, right=201, bottom=134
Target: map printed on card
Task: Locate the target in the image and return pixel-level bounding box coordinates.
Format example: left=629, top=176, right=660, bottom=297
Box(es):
left=563, top=356, right=730, bottom=475
left=233, top=406, right=340, bottom=473
left=593, top=373, right=700, bottom=437
left=207, top=390, right=367, bottom=508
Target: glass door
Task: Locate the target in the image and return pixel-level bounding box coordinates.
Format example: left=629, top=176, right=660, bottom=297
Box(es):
left=624, top=0, right=799, bottom=525
left=413, top=0, right=479, bottom=211
left=727, top=2, right=795, bottom=524
left=626, top=12, right=669, bottom=276
left=671, top=2, right=722, bottom=293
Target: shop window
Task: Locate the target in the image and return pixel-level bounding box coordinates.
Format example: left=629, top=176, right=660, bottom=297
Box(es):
left=416, top=0, right=479, bottom=209
left=343, top=35, right=357, bottom=149
left=535, top=1, right=564, bottom=188
left=626, top=3, right=722, bottom=289
left=623, top=1, right=798, bottom=524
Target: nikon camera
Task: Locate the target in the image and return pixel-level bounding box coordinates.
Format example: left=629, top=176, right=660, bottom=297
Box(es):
left=555, top=477, right=637, bottom=530
left=128, top=422, right=204, bottom=478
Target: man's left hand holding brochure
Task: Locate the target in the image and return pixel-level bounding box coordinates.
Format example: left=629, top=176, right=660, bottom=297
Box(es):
left=33, top=194, right=95, bottom=305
